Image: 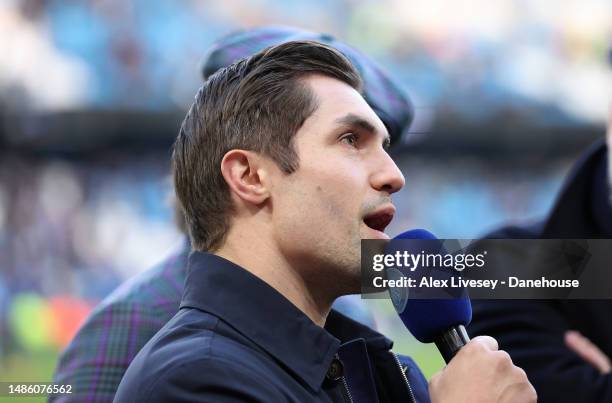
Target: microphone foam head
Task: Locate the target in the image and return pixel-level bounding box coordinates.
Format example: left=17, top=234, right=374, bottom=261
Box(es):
left=388, top=229, right=472, bottom=343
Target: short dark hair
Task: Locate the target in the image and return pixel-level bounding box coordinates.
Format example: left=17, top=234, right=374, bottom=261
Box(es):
left=173, top=40, right=362, bottom=251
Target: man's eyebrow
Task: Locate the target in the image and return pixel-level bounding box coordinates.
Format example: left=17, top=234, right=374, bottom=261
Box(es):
left=334, top=113, right=391, bottom=148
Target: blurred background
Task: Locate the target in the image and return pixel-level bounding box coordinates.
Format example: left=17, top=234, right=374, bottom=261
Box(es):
left=0, top=0, right=610, bottom=400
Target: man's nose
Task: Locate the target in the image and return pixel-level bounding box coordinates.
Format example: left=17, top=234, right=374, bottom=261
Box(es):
left=370, top=151, right=405, bottom=194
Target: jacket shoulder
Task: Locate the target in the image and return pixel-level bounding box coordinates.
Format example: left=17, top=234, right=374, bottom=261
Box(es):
left=114, top=313, right=286, bottom=403
left=115, top=355, right=286, bottom=403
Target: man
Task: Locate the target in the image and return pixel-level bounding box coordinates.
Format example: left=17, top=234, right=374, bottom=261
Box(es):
left=51, top=26, right=413, bottom=402
left=469, top=108, right=612, bottom=402
left=114, top=40, right=535, bottom=402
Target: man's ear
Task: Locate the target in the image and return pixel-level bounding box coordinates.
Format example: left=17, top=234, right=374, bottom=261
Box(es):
left=220, top=150, right=270, bottom=205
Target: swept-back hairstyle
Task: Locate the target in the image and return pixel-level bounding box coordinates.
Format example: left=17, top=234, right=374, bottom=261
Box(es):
left=173, top=40, right=362, bottom=251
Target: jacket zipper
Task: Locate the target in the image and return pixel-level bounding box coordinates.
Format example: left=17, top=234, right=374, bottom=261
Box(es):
left=392, top=352, right=416, bottom=403
left=340, top=375, right=354, bottom=403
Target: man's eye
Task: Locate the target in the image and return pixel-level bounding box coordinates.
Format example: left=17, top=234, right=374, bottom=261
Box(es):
left=341, top=133, right=359, bottom=147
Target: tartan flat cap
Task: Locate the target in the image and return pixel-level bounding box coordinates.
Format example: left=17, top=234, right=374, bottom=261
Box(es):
left=201, top=26, right=414, bottom=146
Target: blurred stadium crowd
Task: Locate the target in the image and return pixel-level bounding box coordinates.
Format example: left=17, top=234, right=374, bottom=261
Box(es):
left=0, top=0, right=609, bottom=387
left=0, top=0, right=608, bottom=119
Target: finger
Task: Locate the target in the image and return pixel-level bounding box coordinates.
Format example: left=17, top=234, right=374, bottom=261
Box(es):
left=565, top=330, right=586, bottom=351
left=565, top=331, right=611, bottom=374
left=580, top=340, right=611, bottom=374
left=471, top=335, right=499, bottom=351
left=567, top=332, right=611, bottom=373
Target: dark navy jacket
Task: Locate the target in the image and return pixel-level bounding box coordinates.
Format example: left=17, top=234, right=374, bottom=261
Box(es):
left=469, top=141, right=612, bottom=402
left=114, top=252, right=430, bottom=402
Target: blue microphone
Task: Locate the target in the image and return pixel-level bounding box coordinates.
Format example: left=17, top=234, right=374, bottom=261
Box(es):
left=387, top=229, right=472, bottom=363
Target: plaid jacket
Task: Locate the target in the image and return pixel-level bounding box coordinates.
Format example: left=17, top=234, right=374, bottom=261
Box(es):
left=50, top=242, right=190, bottom=403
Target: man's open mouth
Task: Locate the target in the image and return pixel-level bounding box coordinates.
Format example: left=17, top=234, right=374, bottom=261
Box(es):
left=363, top=208, right=395, bottom=233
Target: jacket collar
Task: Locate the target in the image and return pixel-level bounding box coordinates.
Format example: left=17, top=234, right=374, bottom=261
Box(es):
left=180, top=251, right=392, bottom=392
left=543, top=140, right=612, bottom=238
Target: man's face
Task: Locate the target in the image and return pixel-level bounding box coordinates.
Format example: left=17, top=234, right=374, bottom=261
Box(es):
left=267, top=74, right=405, bottom=294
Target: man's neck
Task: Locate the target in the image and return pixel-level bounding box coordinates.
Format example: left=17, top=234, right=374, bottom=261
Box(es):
left=215, top=235, right=333, bottom=327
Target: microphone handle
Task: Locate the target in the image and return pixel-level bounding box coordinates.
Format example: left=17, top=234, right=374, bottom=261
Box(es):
left=434, top=325, right=470, bottom=363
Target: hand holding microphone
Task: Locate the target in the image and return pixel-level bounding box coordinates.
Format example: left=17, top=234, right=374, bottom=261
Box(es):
left=387, top=230, right=536, bottom=402
left=429, top=336, right=536, bottom=403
